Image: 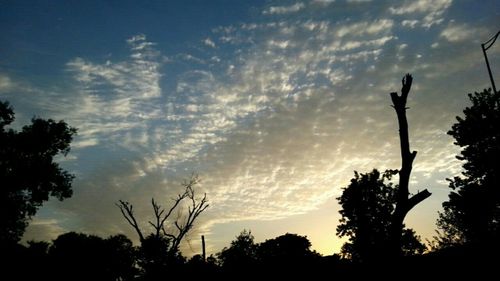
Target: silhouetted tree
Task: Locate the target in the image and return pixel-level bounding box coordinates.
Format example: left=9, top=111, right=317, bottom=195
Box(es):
left=8, top=240, right=52, bottom=280
left=116, top=174, right=208, bottom=278
left=217, top=229, right=258, bottom=270
left=48, top=232, right=137, bottom=281
left=436, top=88, right=500, bottom=247
left=337, top=169, right=425, bottom=261
left=257, top=233, right=320, bottom=265
left=50, top=232, right=101, bottom=280
left=104, top=234, right=138, bottom=281
left=388, top=74, right=431, bottom=256
left=0, top=101, right=76, bottom=245
left=136, top=234, right=186, bottom=279
left=186, top=253, right=219, bottom=276
left=217, top=231, right=322, bottom=277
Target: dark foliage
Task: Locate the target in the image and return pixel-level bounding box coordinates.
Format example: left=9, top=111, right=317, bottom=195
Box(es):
left=50, top=232, right=137, bottom=281
left=0, top=100, right=76, bottom=245
left=257, top=232, right=321, bottom=276
left=337, top=169, right=425, bottom=262
left=437, top=89, right=500, bottom=247
left=217, top=229, right=258, bottom=271
left=185, top=254, right=219, bottom=278
left=137, top=234, right=185, bottom=279
left=215, top=230, right=322, bottom=278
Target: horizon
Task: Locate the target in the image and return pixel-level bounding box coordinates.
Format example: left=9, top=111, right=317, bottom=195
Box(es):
left=1, top=0, right=499, bottom=256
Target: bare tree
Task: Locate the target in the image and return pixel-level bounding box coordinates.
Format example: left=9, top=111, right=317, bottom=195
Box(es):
left=116, top=174, right=209, bottom=255
left=389, top=74, right=431, bottom=256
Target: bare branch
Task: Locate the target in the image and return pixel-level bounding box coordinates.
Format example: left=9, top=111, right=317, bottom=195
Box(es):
left=170, top=191, right=209, bottom=251
left=149, top=198, right=168, bottom=237
left=401, top=73, right=412, bottom=99
left=158, top=191, right=189, bottom=232
left=407, top=189, right=432, bottom=211
left=116, top=173, right=208, bottom=257
left=116, top=200, right=145, bottom=242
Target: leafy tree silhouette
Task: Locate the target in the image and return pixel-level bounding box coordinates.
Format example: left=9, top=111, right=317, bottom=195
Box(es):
left=4, top=240, right=51, bottom=280
left=217, top=231, right=321, bottom=278
left=217, top=229, right=258, bottom=271
left=0, top=100, right=76, bottom=245
left=136, top=234, right=186, bottom=279
left=104, top=234, right=138, bottom=281
left=186, top=254, right=219, bottom=278
left=49, top=232, right=137, bottom=281
left=436, top=88, right=500, bottom=247
left=337, top=169, right=425, bottom=262
left=257, top=233, right=321, bottom=266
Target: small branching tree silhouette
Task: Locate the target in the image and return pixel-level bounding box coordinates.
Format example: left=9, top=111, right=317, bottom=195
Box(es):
left=116, top=174, right=208, bottom=276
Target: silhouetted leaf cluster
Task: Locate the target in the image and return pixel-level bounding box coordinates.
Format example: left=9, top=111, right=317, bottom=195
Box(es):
left=337, top=169, right=425, bottom=262
left=436, top=88, right=500, bottom=248
left=0, top=100, right=76, bottom=245
left=2, top=232, right=137, bottom=281
left=215, top=230, right=322, bottom=278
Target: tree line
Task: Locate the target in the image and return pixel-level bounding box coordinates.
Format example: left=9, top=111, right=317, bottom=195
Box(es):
left=1, top=73, right=498, bottom=279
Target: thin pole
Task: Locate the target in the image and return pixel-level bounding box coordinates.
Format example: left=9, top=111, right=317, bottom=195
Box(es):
left=201, top=235, right=206, bottom=261
left=482, top=43, right=497, bottom=94
left=481, top=31, right=499, bottom=94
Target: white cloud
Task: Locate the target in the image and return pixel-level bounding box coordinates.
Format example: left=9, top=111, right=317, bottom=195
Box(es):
left=313, top=0, right=335, bottom=5
left=0, top=74, right=14, bottom=92
left=336, top=19, right=394, bottom=37
left=389, top=0, right=452, bottom=28
left=203, top=37, right=216, bottom=48
left=23, top=218, right=66, bottom=242
left=71, top=138, right=100, bottom=149
left=440, top=23, right=480, bottom=42
left=402, top=20, right=419, bottom=28
left=263, top=2, right=305, bottom=15
left=130, top=18, right=404, bottom=230
left=64, top=34, right=164, bottom=149
left=389, top=0, right=452, bottom=14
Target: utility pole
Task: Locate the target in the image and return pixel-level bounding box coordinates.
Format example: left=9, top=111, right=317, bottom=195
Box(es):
left=481, top=30, right=499, bottom=94
left=201, top=235, right=206, bottom=261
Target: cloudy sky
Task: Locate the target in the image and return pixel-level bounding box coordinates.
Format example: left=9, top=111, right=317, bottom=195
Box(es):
left=1, top=0, right=499, bottom=256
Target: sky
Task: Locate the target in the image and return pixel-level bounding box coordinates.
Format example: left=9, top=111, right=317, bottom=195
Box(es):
left=1, top=0, right=499, bottom=256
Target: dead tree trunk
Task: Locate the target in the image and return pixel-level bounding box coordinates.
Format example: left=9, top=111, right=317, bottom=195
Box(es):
left=389, top=74, right=431, bottom=257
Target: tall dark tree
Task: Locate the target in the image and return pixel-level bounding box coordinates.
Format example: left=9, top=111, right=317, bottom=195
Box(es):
left=436, top=88, right=500, bottom=247
left=388, top=74, right=431, bottom=256
left=336, top=169, right=425, bottom=261
left=0, top=101, right=76, bottom=245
